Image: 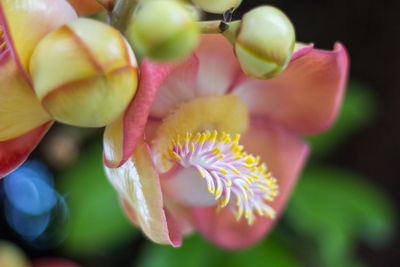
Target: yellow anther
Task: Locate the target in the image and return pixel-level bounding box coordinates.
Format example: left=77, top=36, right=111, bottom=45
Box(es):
left=231, top=167, right=239, bottom=175
left=218, top=155, right=224, bottom=159
left=245, top=156, right=255, bottom=164
left=216, top=188, right=222, bottom=198
left=237, top=209, right=243, bottom=217
left=193, top=133, right=201, bottom=142
left=210, top=130, right=217, bottom=140
left=221, top=169, right=227, bottom=175
left=190, top=143, right=195, bottom=151
left=232, top=134, right=240, bottom=142
left=230, top=142, right=239, bottom=151
left=212, top=147, right=221, bottom=155
left=236, top=197, right=241, bottom=204
left=256, top=207, right=263, bottom=215
left=199, top=171, right=205, bottom=178
left=243, top=193, right=247, bottom=201
left=200, top=134, right=206, bottom=144
left=171, top=152, right=181, bottom=161
left=227, top=180, right=232, bottom=187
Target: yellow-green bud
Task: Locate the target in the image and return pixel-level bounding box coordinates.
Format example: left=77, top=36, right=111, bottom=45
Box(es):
left=192, top=0, right=242, bottom=14
left=126, top=0, right=199, bottom=61
left=0, top=241, right=30, bottom=267
left=30, top=18, right=138, bottom=127
left=235, top=6, right=296, bottom=79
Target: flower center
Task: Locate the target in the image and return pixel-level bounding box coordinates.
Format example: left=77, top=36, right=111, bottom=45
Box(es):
left=168, top=130, right=278, bottom=225
left=152, top=94, right=249, bottom=172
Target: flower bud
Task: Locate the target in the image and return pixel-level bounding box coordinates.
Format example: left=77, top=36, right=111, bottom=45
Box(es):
left=235, top=6, right=295, bottom=79
left=192, top=0, right=242, bottom=14
left=126, top=0, right=199, bottom=61
left=30, top=18, right=138, bottom=127
left=0, top=241, right=30, bottom=267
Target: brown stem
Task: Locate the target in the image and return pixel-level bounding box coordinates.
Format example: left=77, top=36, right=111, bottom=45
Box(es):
left=110, top=0, right=137, bottom=32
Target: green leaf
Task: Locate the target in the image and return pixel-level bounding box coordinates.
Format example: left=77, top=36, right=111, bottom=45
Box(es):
left=307, top=80, right=377, bottom=158
left=286, top=166, right=395, bottom=266
left=57, top=142, right=137, bottom=256
left=136, top=232, right=299, bottom=267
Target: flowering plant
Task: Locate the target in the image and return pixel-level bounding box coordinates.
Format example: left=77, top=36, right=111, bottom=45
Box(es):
left=0, top=0, right=349, bottom=249
left=104, top=34, right=348, bottom=248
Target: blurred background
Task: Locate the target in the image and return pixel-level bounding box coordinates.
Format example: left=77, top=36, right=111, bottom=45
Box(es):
left=1, top=0, right=399, bottom=266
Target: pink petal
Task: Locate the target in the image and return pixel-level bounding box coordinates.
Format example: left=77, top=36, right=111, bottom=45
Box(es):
left=195, top=34, right=242, bottom=96
left=149, top=55, right=199, bottom=118
left=291, top=42, right=314, bottom=61
left=233, top=43, right=349, bottom=135
left=0, top=121, right=53, bottom=178
left=103, top=60, right=175, bottom=168
left=163, top=196, right=195, bottom=235
left=32, top=258, right=80, bottom=267
left=192, top=119, right=309, bottom=249
left=105, top=139, right=182, bottom=246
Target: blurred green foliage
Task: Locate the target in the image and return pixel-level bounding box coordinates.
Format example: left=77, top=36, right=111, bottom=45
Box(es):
left=137, top=232, right=299, bottom=267
left=307, top=80, right=377, bottom=158
left=57, top=143, right=137, bottom=256
left=286, top=166, right=395, bottom=267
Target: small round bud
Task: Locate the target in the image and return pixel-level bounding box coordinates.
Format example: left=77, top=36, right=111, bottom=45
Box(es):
left=192, top=0, right=242, bottom=14
left=126, top=0, right=199, bottom=61
left=30, top=18, right=138, bottom=127
left=0, top=242, right=30, bottom=267
left=235, top=6, right=296, bottom=79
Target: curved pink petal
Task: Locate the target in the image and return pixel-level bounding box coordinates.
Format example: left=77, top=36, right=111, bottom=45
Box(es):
left=233, top=43, right=349, bottom=135
left=103, top=60, right=175, bottom=168
left=105, top=139, right=182, bottom=246
left=291, top=42, right=314, bottom=61
left=195, top=34, right=242, bottom=96
left=193, top=118, right=309, bottom=248
left=149, top=55, right=199, bottom=118
left=32, top=258, right=80, bottom=267
left=0, top=121, right=53, bottom=178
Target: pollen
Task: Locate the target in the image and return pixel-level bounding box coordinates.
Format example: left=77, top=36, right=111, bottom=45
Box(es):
left=0, top=27, right=7, bottom=55
left=168, top=130, right=279, bottom=225
left=152, top=94, right=249, bottom=172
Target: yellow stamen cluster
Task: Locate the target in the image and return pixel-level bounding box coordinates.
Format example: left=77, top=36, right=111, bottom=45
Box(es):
left=169, top=130, right=278, bottom=225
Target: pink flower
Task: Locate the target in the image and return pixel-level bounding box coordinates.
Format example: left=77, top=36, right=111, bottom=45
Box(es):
left=103, top=34, right=349, bottom=248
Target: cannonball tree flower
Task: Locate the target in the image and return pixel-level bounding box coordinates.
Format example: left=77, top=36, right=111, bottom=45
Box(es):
left=0, top=0, right=137, bottom=177
left=103, top=34, right=349, bottom=248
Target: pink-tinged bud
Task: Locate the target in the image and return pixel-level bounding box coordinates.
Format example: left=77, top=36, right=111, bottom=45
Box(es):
left=192, top=0, right=242, bottom=14
left=30, top=18, right=138, bottom=127
left=235, top=6, right=295, bottom=79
